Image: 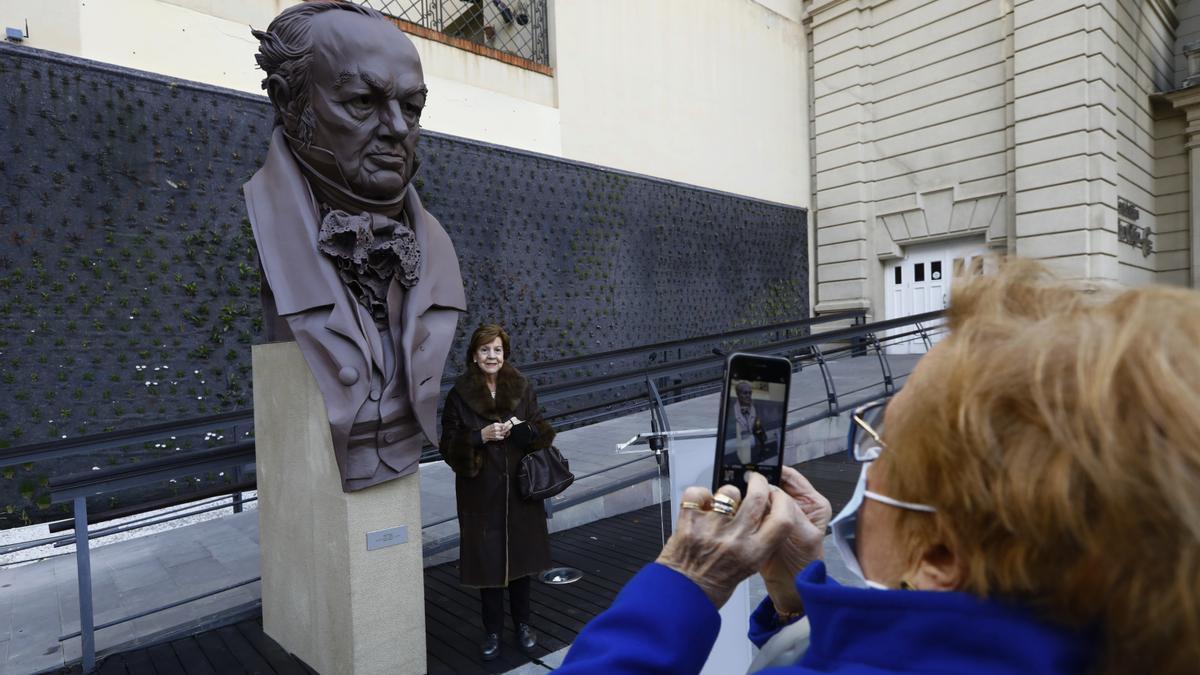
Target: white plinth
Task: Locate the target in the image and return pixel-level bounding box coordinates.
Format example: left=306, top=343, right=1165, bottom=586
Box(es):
left=667, top=437, right=753, bottom=675
left=253, top=342, right=426, bottom=675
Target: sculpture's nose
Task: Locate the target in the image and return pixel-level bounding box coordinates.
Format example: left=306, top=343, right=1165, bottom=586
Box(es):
left=379, top=99, right=409, bottom=141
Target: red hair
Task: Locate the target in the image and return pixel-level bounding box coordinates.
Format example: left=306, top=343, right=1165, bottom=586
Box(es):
left=883, top=260, right=1200, bottom=674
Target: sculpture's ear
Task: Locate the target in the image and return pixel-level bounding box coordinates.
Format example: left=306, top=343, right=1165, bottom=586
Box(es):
left=266, top=74, right=296, bottom=129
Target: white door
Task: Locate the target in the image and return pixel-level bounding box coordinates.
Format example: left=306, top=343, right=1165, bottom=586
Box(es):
left=884, top=239, right=986, bottom=354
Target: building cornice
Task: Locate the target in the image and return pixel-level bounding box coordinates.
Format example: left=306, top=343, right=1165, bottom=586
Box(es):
left=802, top=0, right=859, bottom=24
left=1164, top=85, right=1200, bottom=112
left=1162, top=87, right=1200, bottom=149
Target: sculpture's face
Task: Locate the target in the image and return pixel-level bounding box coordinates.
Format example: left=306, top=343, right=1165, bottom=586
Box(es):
left=736, top=384, right=753, bottom=408
left=299, top=11, right=426, bottom=199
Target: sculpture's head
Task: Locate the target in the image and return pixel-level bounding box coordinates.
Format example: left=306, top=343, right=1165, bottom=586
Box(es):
left=735, top=381, right=753, bottom=407
left=253, top=2, right=426, bottom=200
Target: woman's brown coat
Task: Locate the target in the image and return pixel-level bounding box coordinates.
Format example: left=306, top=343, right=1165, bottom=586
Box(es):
left=439, top=363, right=555, bottom=587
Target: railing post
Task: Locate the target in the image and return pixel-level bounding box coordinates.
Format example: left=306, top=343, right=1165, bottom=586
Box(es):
left=673, top=347, right=684, bottom=402
left=229, top=420, right=248, bottom=514
left=914, top=321, right=934, bottom=351
left=657, top=350, right=671, bottom=407
left=644, top=376, right=673, bottom=546
left=811, top=345, right=839, bottom=414
left=231, top=464, right=243, bottom=514
left=869, top=333, right=895, bottom=394
left=73, top=496, right=95, bottom=673
left=645, top=377, right=670, bottom=458
left=851, top=313, right=868, bottom=357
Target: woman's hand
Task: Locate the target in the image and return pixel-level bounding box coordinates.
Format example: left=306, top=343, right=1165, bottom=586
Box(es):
left=655, top=472, right=794, bottom=608
left=481, top=421, right=512, bottom=442
left=758, top=467, right=832, bottom=614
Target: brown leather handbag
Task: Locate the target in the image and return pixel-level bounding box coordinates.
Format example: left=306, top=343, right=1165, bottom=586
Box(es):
left=518, top=446, right=574, bottom=501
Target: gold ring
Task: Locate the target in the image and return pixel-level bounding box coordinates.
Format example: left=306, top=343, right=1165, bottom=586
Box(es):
left=679, top=501, right=704, bottom=511
left=710, top=501, right=736, bottom=516
left=712, top=493, right=739, bottom=510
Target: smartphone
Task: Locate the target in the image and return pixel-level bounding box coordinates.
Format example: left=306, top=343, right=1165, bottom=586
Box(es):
left=713, top=353, right=792, bottom=495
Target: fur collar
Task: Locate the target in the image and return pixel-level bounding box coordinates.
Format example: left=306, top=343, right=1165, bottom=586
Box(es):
left=454, top=363, right=527, bottom=421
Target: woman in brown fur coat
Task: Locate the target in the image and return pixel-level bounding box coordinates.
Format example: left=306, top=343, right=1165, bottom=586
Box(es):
left=439, top=324, right=555, bottom=661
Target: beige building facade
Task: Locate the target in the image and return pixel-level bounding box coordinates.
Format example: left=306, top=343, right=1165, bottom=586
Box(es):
left=0, top=0, right=810, bottom=208
left=805, top=0, right=1199, bottom=321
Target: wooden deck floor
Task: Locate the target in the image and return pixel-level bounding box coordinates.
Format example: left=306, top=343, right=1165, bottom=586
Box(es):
left=425, top=503, right=669, bottom=674
left=83, top=453, right=858, bottom=674
left=92, top=620, right=315, bottom=675
left=84, top=504, right=667, bottom=675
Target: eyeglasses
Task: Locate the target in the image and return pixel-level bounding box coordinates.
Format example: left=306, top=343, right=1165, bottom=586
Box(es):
left=847, top=398, right=888, bottom=462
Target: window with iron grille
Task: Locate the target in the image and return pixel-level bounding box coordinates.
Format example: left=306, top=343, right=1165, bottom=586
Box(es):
left=359, top=0, right=550, bottom=67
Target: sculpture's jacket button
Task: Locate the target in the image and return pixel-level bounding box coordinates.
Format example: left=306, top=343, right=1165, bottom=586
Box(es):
left=383, top=431, right=399, bottom=444
left=369, top=388, right=382, bottom=401
left=338, top=366, right=359, bottom=386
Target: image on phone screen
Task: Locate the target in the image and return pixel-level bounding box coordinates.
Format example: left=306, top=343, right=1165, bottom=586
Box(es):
left=715, top=356, right=789, bottom=492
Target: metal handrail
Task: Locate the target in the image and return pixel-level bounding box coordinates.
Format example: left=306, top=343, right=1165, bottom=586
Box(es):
left=45, top=439, right=255, bottom=673
left=518, top=310, right=865, bottom=379
left=22, top=312, right=943, bottom=540
left=422, top=313, right=946, bottom=456
left=0, top=409, right=253, bottom=466
left=49, top=440, right=255, bottom=503
left=53, top=497, right=259, bottom=548
left=534, top=309, right=942, bottom=402
left=421, top=452, right=656, bottom=531
left=1, top=310, right=869, bottom=472
left=58, top=577, right=262, bottom=642
left=1, top=492, right=251, bottom=556
left=47, top=479, right=257, bottom=534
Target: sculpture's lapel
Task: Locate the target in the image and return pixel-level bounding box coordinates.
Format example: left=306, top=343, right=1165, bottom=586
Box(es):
left=398, top=188, right=467, bottom=438
left=244, top=127, right=372, bottom=367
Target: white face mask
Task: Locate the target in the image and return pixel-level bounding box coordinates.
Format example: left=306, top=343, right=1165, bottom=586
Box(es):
left=830, top=462, right=936, bottom=590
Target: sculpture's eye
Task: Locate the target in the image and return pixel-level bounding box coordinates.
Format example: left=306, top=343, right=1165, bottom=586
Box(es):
left=348, top=93, right=372, bottom=112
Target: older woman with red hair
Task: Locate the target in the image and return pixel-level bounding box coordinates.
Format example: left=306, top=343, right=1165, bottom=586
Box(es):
left=558, top=261, right=1200, bottom=674
left=439, top=324, right=556, bottom=662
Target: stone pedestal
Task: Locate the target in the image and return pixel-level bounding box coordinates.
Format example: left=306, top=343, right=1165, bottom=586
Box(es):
left=253, top=342, right=426, bottom=675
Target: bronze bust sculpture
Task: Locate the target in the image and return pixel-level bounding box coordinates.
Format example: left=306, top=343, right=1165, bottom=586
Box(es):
left=246, top=2, right=466, bottom=492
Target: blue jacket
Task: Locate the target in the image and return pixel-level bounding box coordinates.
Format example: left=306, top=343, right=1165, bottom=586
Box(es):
left=558, top=561, right=1093, bottom=674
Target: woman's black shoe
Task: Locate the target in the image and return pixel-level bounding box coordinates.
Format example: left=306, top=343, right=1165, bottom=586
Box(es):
left=517, top=623, right=538, bottom=652
left=481, top=633, right=501, bottom=661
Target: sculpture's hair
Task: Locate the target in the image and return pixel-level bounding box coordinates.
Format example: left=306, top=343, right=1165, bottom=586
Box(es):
left=465, top=324, right=511, bottom=372
left=251, top=1, right=384, bottom=145
left=880, top=259, right=1200, bottom=674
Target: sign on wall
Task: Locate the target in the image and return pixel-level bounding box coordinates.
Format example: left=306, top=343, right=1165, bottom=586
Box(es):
left=1117, top=197, right=1153, bottom=257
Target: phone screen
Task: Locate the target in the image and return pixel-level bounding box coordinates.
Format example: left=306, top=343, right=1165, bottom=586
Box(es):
left=713, top=354, right=791, bottom=494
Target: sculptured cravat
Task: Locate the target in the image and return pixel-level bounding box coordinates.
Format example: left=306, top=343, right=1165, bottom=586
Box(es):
left=317, top=208, right=421, bottom=322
